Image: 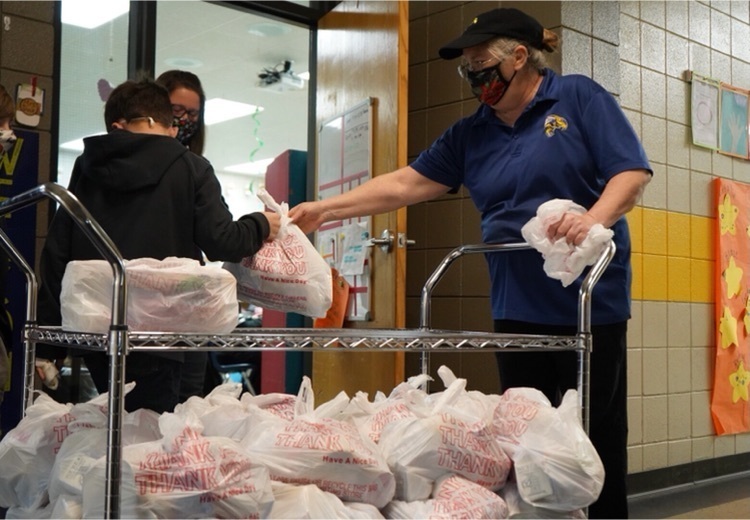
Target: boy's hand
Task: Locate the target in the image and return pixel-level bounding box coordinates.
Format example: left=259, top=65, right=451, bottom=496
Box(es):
left=263, top=212, right=281, bottom=241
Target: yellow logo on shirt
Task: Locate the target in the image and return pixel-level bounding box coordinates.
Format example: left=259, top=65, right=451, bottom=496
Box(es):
left=544, top=114, right=568, bottom=137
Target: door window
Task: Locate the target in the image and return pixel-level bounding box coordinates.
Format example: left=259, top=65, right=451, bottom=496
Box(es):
left=155, top=1, right=310, bottom=217
left=58, top=0, right=130, bottom=186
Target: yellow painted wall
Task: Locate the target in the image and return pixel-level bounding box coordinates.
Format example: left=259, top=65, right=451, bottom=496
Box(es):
left=629, top=208, right=714, bottom=303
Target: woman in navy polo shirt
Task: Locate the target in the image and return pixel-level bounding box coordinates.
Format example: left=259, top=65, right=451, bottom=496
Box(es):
left=291, top=8, right=651, bottom=518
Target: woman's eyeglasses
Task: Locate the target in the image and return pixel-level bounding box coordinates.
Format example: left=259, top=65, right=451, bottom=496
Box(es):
left=171, top=104, right=200, bottom=120
left=457, top=56, right=502, bottom=79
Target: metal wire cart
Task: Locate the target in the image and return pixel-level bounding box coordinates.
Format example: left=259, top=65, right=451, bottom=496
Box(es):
left=0, top=183, right=615, bottom=519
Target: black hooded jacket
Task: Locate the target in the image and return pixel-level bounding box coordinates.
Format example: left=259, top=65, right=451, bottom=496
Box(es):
left=38, top=130, right=269, bottom=359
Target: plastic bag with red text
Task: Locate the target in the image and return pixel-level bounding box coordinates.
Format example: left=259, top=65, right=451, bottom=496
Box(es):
left=82, top=411, right=274, bottom=519
left=223, top=188, right=332, bottom=318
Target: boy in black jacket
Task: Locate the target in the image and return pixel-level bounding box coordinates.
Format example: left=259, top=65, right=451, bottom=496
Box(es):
left=37, top=79, right=280, bottom=413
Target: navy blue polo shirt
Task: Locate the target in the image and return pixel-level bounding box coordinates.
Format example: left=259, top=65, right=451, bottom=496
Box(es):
left=411, top=69, right=651, bottom=325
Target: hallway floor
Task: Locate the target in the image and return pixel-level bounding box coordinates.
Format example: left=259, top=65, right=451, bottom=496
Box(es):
left=628, top=471, right=750, bottom=519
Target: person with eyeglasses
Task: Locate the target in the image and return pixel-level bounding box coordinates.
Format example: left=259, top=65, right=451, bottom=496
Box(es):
left=157, top=69, right=206, bottom=155
left=36, top=78, right=280, bottom=414
left=156, top=70, right=214, bottom=401
left=289, top=8, right=651, bottom=518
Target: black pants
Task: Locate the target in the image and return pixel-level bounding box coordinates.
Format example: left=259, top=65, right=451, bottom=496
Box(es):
left=179, top=351, right=208, bottom=401
left=83, top=352, right=182, bottom=414
left=495, top=320, right=628, bottom=519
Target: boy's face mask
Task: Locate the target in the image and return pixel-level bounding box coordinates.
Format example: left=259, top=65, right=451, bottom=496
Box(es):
left=0, top=129, right=17, bottom=154
left=465, top=64, right=517, bottom=107
left=173, top=116, right=198, bottom=144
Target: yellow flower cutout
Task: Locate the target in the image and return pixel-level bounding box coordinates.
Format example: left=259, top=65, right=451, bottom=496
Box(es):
left=729, top=360, right=749, bottom=403
left=719, top=306, right=739, bottom=349
left=719, top=193, right=739, bottom=235
left=723, top=256, right=743, bottom=298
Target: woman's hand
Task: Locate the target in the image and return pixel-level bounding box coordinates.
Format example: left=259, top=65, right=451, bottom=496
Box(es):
left=288, top=202, right=327, bottom=235
left=546, top=212, right=597, bottom=246
left=549, top=169, right=651, bottom=246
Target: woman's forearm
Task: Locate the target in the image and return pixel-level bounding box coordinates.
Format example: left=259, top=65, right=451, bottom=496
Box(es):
left=289, top=166, right=451, bottom=234
left=587, top=169, right=651, bottom=227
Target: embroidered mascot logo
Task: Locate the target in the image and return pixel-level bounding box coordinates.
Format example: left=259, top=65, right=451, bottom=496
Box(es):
left=544, top=114, right=568, bottom=137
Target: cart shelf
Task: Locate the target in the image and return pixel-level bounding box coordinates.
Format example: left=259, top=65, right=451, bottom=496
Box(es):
left=29, top=326, right=581, bottom=352
left=0, top=183, right=615, bottom=518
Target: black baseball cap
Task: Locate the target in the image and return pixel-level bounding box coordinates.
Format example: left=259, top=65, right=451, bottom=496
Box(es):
left=439, top=8, right=544, bottom=60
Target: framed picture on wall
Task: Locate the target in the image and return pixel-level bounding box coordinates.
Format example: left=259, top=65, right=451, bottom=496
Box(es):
left=690, top=73, right=720, bottom=150
left=718, top=83, right=749, bottom=159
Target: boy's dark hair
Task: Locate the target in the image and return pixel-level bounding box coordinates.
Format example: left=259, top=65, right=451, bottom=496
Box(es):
left=0, top=85, right=15, bottom=121
left=104, top=79, right=173, bottom=131
left=156, top=69, right=206, bottom=155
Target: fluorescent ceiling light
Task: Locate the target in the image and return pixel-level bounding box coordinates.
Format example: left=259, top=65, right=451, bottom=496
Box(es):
left=61, top=0, right=130, bottom=29
left=204, top=98, right=264, bottom=126
left=247, top=22, right=290, bottom=37
left=60, top=138, right=85, bottom=152
left=60, top=134, right=106, bottom=152
left=164, top=57, right=203, bottom=69
left=225, top=158, right=274, bottom=175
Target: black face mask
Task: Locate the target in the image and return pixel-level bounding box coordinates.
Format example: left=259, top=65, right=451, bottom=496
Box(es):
left=465, top=64, right=517, bottom=106
left=173, top=116, right=198, bottom=144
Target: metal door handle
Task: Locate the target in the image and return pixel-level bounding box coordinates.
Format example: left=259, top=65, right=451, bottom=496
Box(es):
left=369, top=229, right=394, bottom=253
left=368, top=230, right=416, bottom=253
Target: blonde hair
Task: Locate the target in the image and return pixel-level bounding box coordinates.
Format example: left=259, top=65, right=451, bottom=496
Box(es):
left=487, top=28, right=559, bottom=73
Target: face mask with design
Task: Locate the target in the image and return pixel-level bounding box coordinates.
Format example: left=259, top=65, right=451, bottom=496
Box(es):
left=0, top=129, right=16, bottom=155
left=465, top=64, right=517, bottom=107
left=173, top=117, right=198, bottom=144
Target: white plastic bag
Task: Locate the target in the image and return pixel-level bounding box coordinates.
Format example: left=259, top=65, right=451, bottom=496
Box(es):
left=0, top=393, right=72, bottom=510
left=61, top=257, right=239, bottom=333
left=378, top=373, right=512, bottom=501
left=48, top=408, right=160, bottom=502
left=500, top=480, right=586, bottom=519
left=492, top=388, right=604, bottom=511
left=383, top=474, right=509, bottom=519
left=223, top=189, right=333, bottom=317
left=0, top=386, right=133, bottom=510
left=83, top=412, right=275, bottom=519
left=239, top=377, right=396, bottom=508
left=520, top=199, right=613, bottom=286
left=268, top=482, right=385, bottom=519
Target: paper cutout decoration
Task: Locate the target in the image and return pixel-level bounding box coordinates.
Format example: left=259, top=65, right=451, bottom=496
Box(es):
left=712, top=178, right=750, bottom=435
left=15, top=81, right=44, bottom=128
left=729, top=361, right=749, bottom=404
left=723, top=256, right=743, bottom=298
left=718, top=193, right=738, bottom=235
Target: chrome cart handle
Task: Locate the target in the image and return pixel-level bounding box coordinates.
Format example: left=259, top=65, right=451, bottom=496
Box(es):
left=0, top=182, right=127, bottom=519
left=418, top=241, right=616, bottom=335
left=0, top=182, right=127, bottom=328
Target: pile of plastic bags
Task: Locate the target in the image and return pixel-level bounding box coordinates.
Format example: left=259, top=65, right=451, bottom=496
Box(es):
left=0, top=367, right=603, bottom=519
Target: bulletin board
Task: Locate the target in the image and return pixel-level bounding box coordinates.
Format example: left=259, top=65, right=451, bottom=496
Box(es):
left=713, top=177, right=750, bottom=435
left=316, top=98, right=373, bottom=320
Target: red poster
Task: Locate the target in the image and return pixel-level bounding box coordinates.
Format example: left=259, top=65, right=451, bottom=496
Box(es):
left=712, top=178, right=750, bottom=434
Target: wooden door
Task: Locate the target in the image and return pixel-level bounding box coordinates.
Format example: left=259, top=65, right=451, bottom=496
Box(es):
left=312, top=0, right=408, bottom=402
